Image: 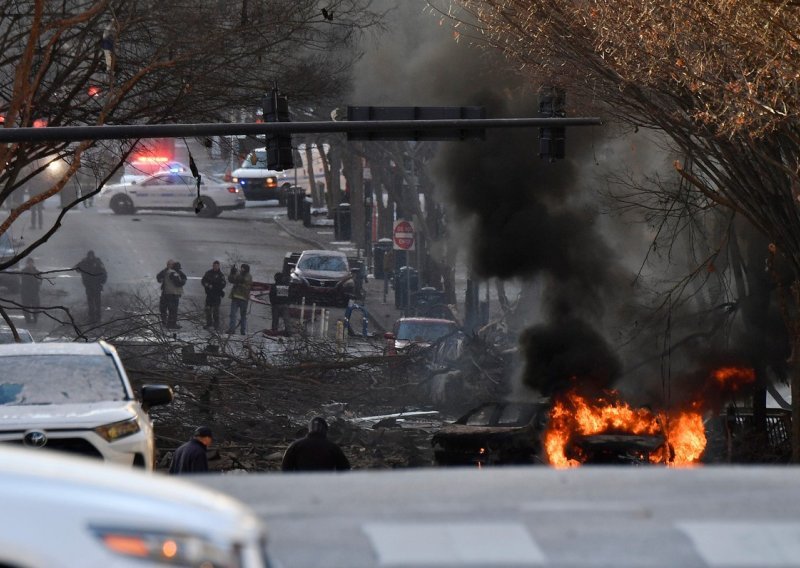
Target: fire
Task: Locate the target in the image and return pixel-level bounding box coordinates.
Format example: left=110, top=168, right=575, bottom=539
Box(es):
left=712, top=366, right=756, bottom=389
left=544, top=390, right=705, bottom=468
left=544, top=365, right=756, bottom=468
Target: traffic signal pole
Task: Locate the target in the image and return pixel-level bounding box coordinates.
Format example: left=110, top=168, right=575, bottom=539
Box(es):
left=0, top=117, right=601, bottom=144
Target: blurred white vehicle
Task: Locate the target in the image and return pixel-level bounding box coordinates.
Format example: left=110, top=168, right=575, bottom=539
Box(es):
left=119, top=160, right=188, bottom=185
left=0, top=327, right=34, bottom=343
left=0, top=341, right=172, bottom=469
left=0, top=446, right=273, bottom=568
left=96, top=171, right=245, bottom=217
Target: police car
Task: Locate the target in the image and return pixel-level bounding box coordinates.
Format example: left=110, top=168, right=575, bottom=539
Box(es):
left=96, top=171, right=245, bottom=217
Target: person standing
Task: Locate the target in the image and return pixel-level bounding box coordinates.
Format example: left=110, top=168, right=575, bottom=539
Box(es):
left=30, top=201, right=44, bottom=230
left=75, top=250, right=107, bottom=323
left=169, top=426, right=213, bottom=474
left=163, top=261, right=187, bottom=330
left=227, top=263, right=252, bottom=335
left=19, top=257, right=42, bottom=324
left=281, top=417, right=351, bottom=472
left=156, top=259, right=174, bottom=326
left=268, top=271, right=291, bottom=333
left=201, top=260, right=226, bottom=331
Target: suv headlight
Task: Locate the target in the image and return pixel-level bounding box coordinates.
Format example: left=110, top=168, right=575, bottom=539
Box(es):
left=94, top=417, right=141, bottom=442
left=92, top=526, right=243, bottom=568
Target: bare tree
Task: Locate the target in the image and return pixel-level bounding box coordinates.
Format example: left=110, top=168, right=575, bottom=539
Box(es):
left=0, top=0, right=384, bottom=329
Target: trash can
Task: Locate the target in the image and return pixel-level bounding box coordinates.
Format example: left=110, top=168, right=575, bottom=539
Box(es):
left=334, top=203, right=352, bottom=241
left=286, top=189, right=300, bottom=220
left=394, top=266, right=419, bottom=310
left=372, top=238, right=394, bottom=280
left=411, top=287, right=446, bottom=317
left=302, top=197, right=312, bottom=227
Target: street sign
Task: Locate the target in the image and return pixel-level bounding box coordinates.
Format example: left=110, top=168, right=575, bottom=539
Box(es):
left=393, top=220, right=415, bottom=251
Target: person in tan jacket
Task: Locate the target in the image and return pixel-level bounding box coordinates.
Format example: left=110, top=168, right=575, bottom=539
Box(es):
left=227, top=263, right=252, bottom=335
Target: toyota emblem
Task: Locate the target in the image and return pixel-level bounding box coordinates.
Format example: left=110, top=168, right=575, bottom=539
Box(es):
left=23, top=430, right=47, bottom=448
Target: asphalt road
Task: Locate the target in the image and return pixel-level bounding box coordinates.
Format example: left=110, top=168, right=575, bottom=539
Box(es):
left=196, top=466, right=800, bottom=568
left=9, top=200, right=300, bottom=332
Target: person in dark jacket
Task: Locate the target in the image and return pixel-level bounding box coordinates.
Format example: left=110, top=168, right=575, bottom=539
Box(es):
left=19, top=257, right=42, bottom=324
left=201, top=260, right=227, bottom=330
left=163, top=261, right=187, bottom=330
left=169, top=426, right=213, bottom=474
left=75, top=250, right=107, bottom=323
left=268, top=271, right=291, bottom=333
left=281, top=417, right=351, bottom=472
left=156, top=259, right=174, bottom=326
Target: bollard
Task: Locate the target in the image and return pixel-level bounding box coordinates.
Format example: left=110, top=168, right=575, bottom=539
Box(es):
left=311, top=303, right=317, bottom=336
left=335, top=319, right=345, bottom=354
left=299, top=297, right=306, bottom=333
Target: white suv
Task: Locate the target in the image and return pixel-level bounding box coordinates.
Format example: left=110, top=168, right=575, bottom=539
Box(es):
left=0, top=341, right=172, bottom=469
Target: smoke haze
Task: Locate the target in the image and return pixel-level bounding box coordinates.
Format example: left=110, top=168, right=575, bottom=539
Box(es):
left=351, top=2, right=787, bottom=404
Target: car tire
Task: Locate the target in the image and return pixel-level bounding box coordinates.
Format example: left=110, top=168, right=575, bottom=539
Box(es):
left=109, top=194, right=135, bottom=215
left=197, top=197, right=220, bottom=218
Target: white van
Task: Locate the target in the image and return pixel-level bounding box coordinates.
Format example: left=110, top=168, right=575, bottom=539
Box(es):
left=230, top=144, right=343, bottom=203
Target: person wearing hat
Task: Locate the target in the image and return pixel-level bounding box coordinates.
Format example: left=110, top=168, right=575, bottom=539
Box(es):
left=169, top=426, right=213, bottom=474
left=281, top=417, right=351, bottom=472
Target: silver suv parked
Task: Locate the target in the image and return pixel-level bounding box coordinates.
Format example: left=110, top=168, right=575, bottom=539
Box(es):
left=0, top=341, right=172, bottom=469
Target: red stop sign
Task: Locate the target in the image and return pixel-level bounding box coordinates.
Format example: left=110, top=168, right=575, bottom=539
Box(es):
left=393, top=220, right=415, bottom=251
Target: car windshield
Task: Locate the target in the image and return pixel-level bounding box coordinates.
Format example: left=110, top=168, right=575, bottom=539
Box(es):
left=496, top=404, right=538, bottom=426
left=0, top=355, right=127, bottom=405
left=298, top=255, right=347, bottom=272
left=464, top=405, right=497, bottom=426
left=241, top=150, right=268, bottom=169
left=395, top=321, right=455, bottom=342
left=0, top=330, right=33, bottom=344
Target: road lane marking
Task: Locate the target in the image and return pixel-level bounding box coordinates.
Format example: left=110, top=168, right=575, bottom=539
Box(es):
left=677, top=521, right=800, bottom=566
left=363, top=522, right=545, bottom=566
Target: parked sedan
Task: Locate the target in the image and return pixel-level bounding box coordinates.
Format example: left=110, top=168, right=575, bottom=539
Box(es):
left=384, top=317, right=459, bottom=355
left=289, top=250, right=356, bottom=307
left=96, top=171, right=245, bottom=217
left=0, top=446, right=273, bottom=568
left=432, top=401, right=549, bottom=466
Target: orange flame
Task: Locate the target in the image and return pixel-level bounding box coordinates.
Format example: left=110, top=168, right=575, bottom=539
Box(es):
left=712, top=366, right=756, bottom=389
left=544, top=390, right=706, bottom=468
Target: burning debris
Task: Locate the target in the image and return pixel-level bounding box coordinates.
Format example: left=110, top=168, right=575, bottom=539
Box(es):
left=543, top=366, right=759, bottom=468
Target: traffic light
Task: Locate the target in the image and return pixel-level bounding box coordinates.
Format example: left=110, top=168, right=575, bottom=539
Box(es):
left=263, top=88, right=294, bottom=171
left=538, top=86, right=565, bottom=161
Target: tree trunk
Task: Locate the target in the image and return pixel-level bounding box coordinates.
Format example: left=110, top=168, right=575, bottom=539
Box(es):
left=792, top=331, right=800, bottom=463
left=305, top=144, right=321, bottom=208
left=344, top=151, right=365, bottom=252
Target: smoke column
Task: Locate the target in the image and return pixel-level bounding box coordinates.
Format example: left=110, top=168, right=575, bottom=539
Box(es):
left=351, top=2, right=668, bottom=396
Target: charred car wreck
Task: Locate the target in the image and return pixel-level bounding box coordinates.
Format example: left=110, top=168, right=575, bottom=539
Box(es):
left=432, top=401, right=549, bottom=466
